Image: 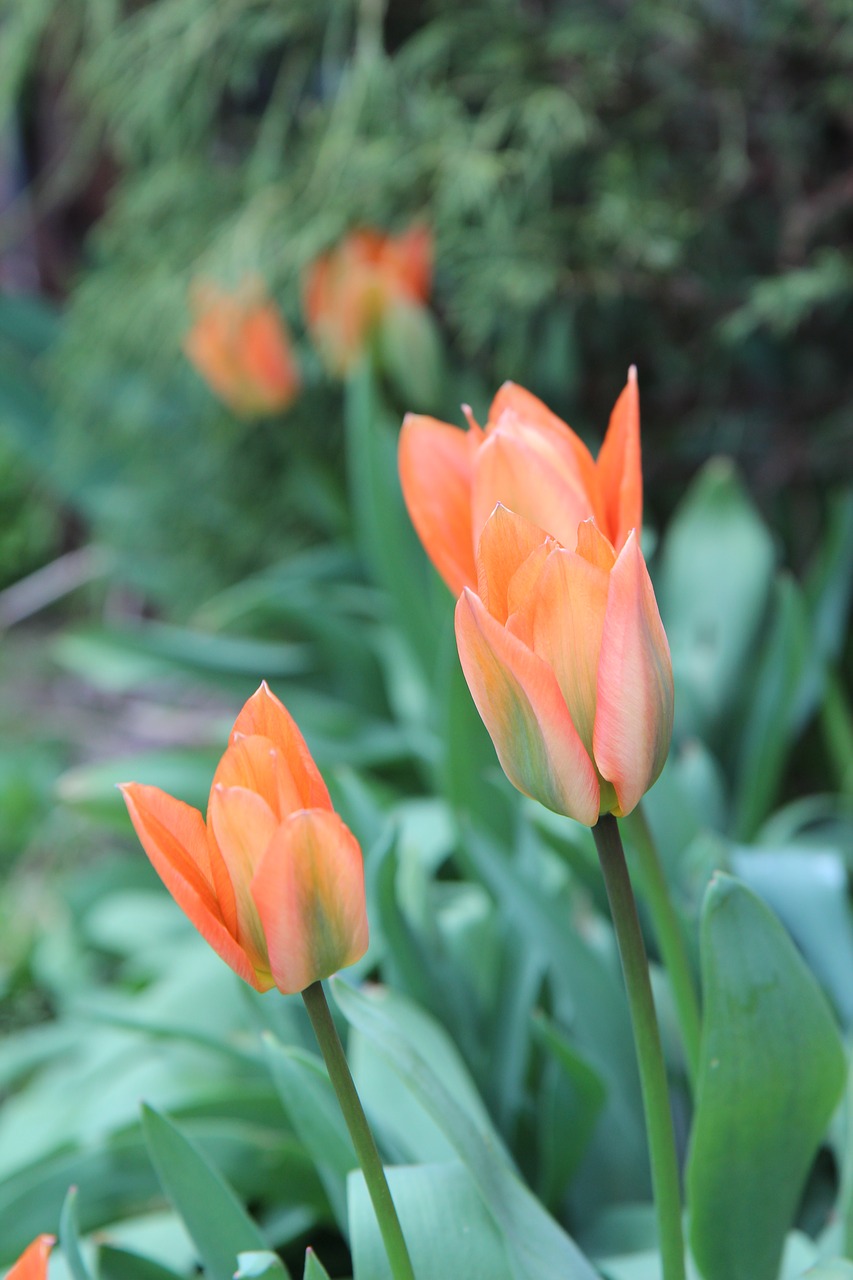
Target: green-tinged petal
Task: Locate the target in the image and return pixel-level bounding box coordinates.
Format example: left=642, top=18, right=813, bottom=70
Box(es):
left=592, top=533, right=674, bottom=815
left=251, top=808, right=368, bottom=995
left=455, top=588, right=600, bottom=824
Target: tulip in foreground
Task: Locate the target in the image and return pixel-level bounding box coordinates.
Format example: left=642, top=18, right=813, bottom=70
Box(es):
left=120, top=683, right=367, bottom=994
left=400, top=371, right=640, bottom=596
left=7, top=1236, right=54, bottom=1280
left=184, top=278, right=301, bottom=417
left=456, top=505, right=673, bottom=824
left=304, top=224, right=432, bottom=376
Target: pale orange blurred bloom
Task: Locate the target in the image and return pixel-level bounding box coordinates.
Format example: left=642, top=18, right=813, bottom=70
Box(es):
left=304, top=225, right=432, bottom=376
left=7, top=1236, right=54, bottom=1280
left=184, top=279, right=301, bottom=417
left=120, top=683, right=368, bottom=995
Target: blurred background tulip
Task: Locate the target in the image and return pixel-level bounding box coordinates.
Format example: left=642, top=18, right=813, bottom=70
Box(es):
left=184, top=279, right=301, bottom=418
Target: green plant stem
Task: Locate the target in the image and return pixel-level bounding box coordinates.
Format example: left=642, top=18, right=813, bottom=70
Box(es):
left=592, top=815, right=687, bottom=1280
left=625, top=804, right=702, bottom=1090
left=302, top=981, right=416, bottom=1280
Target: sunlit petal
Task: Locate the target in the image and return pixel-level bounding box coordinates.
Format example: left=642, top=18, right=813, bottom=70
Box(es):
left=399, top=413, right=481, bottom=595
left=596, top=367, right=642, bottom=550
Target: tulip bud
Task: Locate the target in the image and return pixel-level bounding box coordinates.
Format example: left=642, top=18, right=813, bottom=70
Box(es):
left=120, top=683, right=368, bottom=994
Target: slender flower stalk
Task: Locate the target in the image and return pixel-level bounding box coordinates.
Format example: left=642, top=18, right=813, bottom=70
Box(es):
left=624, top=804, right=702, bottom=1089
left=302, top=981, right=416, bottom=1280
left=592, top=814, right=686, bottom=1280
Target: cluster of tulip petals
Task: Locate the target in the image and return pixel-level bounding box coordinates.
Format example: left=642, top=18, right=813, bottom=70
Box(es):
left=399, top=372, right=674, bottom=824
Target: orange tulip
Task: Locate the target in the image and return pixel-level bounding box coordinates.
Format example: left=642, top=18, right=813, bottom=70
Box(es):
left=399, top=371, right=640, bottom=597
left=304, top=225, right=432, bottom=376
left=184, top=279, right=301, bottom=417
left=120, top=684, right=368, bottom=994
left=455, top=505, right=673, bottom=824
left=7, top=1237, right=54, bottom=1280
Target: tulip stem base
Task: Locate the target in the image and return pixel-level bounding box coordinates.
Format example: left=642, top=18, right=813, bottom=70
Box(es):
left=592, top=814, right=687, bottom=1280
left=302, top=981, right=416, bottom=1280
left=626, top=804, right=702, bottom=1089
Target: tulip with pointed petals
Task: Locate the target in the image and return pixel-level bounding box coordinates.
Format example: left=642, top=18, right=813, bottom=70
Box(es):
left=7, top=1237, right=54, bottom=1280
left=455, top=506, right=673, bottom=823
left=120, top=684, right=368, bottom=995
left=400, top=371, right=641, bottom=596
left=185, top=279, right=301, bottom=418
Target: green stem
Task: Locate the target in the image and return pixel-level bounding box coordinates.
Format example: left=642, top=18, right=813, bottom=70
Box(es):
left=625, top=804, right=702, bottom=1090
left=302, top=981, right=416, bottom=1280
left=592, top=815, right=687, bottom=1280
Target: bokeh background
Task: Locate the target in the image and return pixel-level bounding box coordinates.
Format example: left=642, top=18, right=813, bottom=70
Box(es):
left=0, top=0, right=852, bottom=1272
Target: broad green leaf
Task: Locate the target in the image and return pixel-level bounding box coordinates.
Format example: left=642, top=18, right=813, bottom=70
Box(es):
left=732, top=847, right=853, bottom=1027
left=97, top=1246, right=184, bottom=1280
left=303, top=1248, right=333, bottom=1280
left=733, top=574, right=810, bottom=839
left=658, top=459, right=775, bottom=739
left=348, top=1161, right=513, bottom=1280
left=262, top=1036, right=355, bottom=1229
left=59, top=1186, right=95, bottom=1280
left=343, top=361, right=443, bottom=678
left=532, top=1012, right=608, bottom=1204
left=236, top=1251, right=290, bottom=1278
left=333, top=980, right=599, bottom=1280
left=686, top=875, right=846, bottom=1280
left=141, top=1104, right=276, bottom=1280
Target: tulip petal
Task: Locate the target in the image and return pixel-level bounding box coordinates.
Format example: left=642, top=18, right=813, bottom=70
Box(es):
left=119, top=783, right=267, bottom=990
left=530, top=547, right=611, bottom=759
left=209, top=784, right=279, bottom=968
left=251, top=808, right=369, bottom=995
left=7, top=1236, right=55, bottom=1280
left=399, top=413, right=481, bottom=595
left=472, top=417, right=601, bottom=554
left=455, top=588, right=600, bottom=824
left=476, top=504, right=551, bottom=623
left=489, top=381, right=602, bottom=513
left=592, top=532, right=674, bottom=816
left=231, top=684, right=332, bottom=812
left=596, top=367, right=642, bottom=550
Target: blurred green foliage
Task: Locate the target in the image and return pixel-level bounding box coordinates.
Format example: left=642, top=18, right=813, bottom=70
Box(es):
left=1, top=0, right=851, bottom=607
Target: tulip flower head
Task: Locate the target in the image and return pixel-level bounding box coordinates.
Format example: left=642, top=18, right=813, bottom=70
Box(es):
left=456, top=505, right=673, bottom=824
left=120, top=684, right=368, bottom=994
left=400, top=372, right=640, bottom=597
left=184, top=278, right=301, bottom=417
left=7, top=1236, right=54, bottom=1280
left=304, top=224, right=432, bottom=376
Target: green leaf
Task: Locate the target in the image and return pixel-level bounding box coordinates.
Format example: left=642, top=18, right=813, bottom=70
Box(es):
left=303, top=1248, right=333, bottom=1280
left=262, top=1035, right=355, bottom=1229
left=658, top=459, right=775, bottom=739
left=59, top=1186, right=95, bottom=1280
left=236, top=1251, right=290, bottom=1278
left=98, top=1245, right=185, bottom=1280
left=532, top=1012, right=608, bottom=1204
left=732, top=574, right=810, bottom=839
left=686, top=875, right=846, bottom=1280
left=349, top=1161, right=514, bottom=1280
left=333, top=980, right=599, bottom=1280
left=140, top=1103, right=277, bottom=1280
